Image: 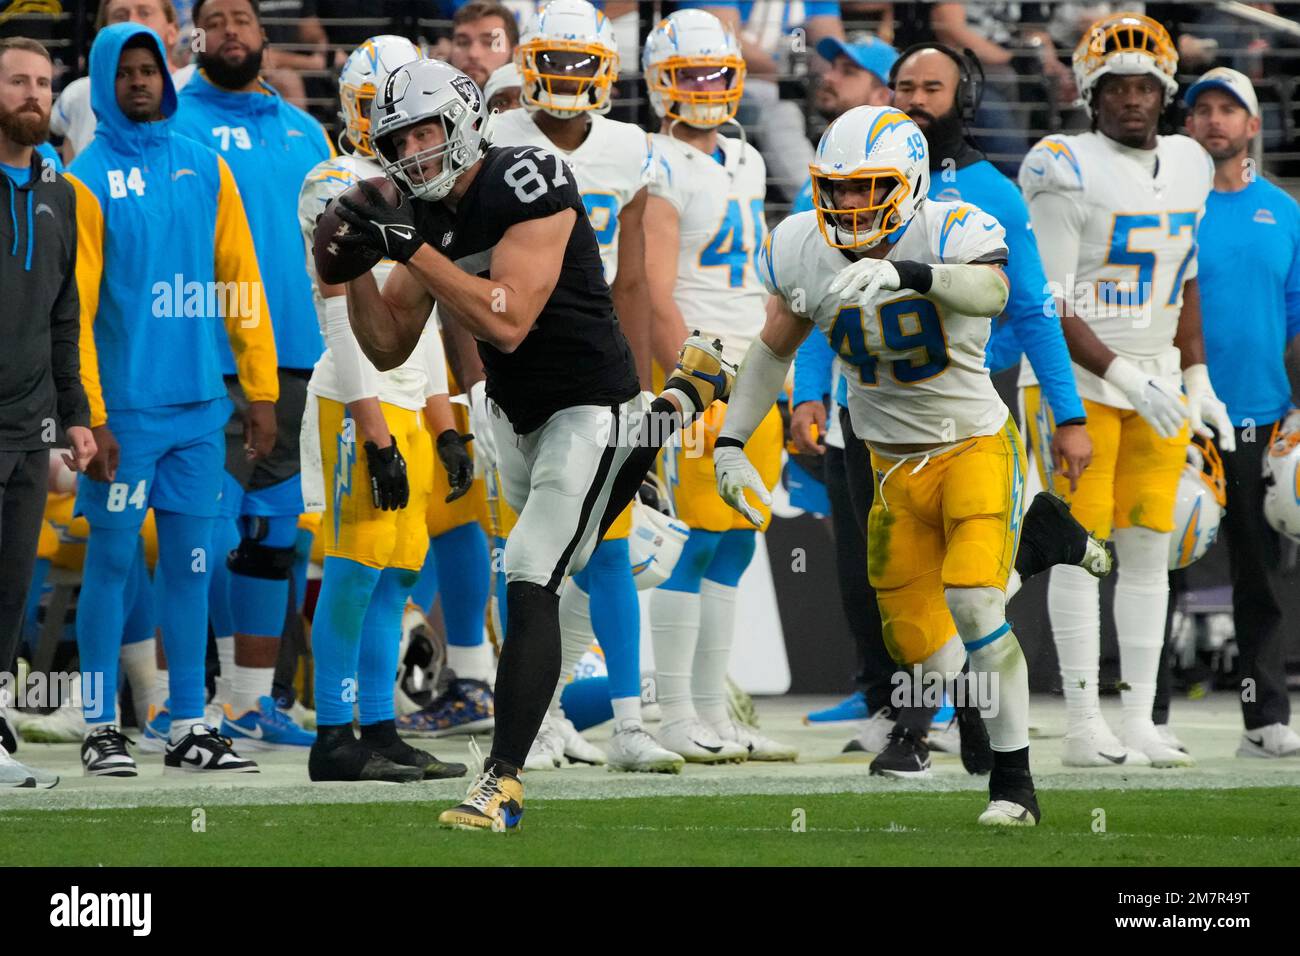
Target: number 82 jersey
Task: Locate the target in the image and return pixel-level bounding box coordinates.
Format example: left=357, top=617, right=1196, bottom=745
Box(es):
left=760, top=202, right=1010, bottom=446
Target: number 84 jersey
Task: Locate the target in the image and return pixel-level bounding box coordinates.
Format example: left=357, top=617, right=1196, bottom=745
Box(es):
left=649, top=132, right=768, bottom=364
left=759, top=202, right=1010, bottom=446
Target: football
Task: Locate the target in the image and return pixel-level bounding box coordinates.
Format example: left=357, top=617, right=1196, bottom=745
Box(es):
left=311, top=176, right=401, bottom=285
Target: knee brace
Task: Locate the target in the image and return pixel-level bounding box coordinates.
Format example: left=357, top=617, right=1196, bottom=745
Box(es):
left=944, top=586, right=1008, bottom=648
left=227, top=538, right=296, bottom=580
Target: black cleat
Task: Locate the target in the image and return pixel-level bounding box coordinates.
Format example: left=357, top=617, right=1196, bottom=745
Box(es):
left=869, top=725, right=931, bottom=778
left=979, top=766, right=1041, bottom=826
left=309, top=733, right=423, bottom=783
left=1018, top=491, right=1113, bottom=580
left=0, top=713, right=17, bottom=753
left=955, top=705, right=994, bottom=775
left=360, top=720, right=467, bottom=780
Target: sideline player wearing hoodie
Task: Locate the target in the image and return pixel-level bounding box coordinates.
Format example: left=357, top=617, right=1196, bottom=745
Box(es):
left=65, top=22, right=278, bottom=778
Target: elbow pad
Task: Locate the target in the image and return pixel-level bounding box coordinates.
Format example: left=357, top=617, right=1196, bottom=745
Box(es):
left=929, top=264, right=1010, bottom=317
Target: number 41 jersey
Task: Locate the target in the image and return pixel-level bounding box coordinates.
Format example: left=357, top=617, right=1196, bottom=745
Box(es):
left=650, top=132, right=768, bottom=365
left=758, top=202, right=1010, bottom=446
left=410, top=144, right=639, bottom=434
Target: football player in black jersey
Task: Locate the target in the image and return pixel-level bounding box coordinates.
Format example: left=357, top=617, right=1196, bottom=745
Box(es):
left=327, top=59, right=734, bottom=831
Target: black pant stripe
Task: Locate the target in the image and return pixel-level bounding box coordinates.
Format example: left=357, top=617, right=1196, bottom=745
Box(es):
left=546, top=404, right=620, bottom=592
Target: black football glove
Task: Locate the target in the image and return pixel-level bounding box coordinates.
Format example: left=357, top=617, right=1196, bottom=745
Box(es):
left=364, top=438, right=410, bottom=511
left=314, top=205, right=382, bottom=261
left=335, top=180, right=425, bottom=262
left=436, top=429, right=474, bottom=503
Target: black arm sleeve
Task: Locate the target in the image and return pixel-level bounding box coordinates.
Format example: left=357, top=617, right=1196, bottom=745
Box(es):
left=51, top=197, right=89, bottom=432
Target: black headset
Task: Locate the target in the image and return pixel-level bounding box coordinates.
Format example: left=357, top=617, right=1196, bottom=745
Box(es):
left=887, top=42, right=986, bottom=124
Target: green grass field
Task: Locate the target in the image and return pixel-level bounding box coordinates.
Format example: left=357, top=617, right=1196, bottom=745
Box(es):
left=5, top=788, right=1298, bottom=867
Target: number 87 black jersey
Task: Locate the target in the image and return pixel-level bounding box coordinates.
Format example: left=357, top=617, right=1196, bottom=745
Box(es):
left=411, top=144, right=640, bottom=434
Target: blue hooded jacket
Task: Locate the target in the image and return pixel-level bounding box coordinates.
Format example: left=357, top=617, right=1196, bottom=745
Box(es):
left=171, top=65, right=332, bottom=372
left=66, top=23, right=278, bottom=426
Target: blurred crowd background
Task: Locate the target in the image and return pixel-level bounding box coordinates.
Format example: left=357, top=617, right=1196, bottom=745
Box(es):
left=6, top=0, right=1298, bottom=217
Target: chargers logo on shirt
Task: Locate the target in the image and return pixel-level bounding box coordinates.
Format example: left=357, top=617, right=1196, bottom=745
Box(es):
left=1254, top=208, right=1277, bottom=225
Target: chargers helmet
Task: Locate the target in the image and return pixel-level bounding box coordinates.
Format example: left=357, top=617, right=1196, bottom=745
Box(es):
left=1073, top=12, right=1178, bottom=114
left=516, top=0, right=619, bottom=117
left=809, top=105, right=930, bottom=250
left=1262, top=423, right=1300, bottom=541
left=643, top=9, right=745, bottom=129
left=629, top=476, right=689, bottom=590
left=338, top=35, right=422, bottom=156
left=1169, top=435, right=1227, bottom=569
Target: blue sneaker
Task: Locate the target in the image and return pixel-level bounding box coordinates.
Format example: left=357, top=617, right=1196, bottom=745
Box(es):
left=803, top=691, right=868, bottom=724
left=396, top=678, right=495, bottom=738
left=221, top=696, right=314, bottom=750
left=138, top=704, right=171, bottom=754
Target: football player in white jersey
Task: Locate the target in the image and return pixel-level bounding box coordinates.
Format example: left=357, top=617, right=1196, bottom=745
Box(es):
left=642, top=9, right=796, bottom=764
left=1019, top=13, right=1233, bottom=768
left=718, top=104, right=1039, bottom=825
left=296, top=36, right=469, bottom=783
left=485, top=0, right=682, bottom=774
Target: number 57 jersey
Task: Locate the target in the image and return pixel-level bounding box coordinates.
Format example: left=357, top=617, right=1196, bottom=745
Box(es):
left=1018, top=131, right=1213, bottom=405
left=759, top=202, right=1010, bottom=446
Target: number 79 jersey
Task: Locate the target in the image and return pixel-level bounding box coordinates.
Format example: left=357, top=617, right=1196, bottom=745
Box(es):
left=649, top=132, right=768, bottom=363
left=759, top=202, right=1011, bottom=446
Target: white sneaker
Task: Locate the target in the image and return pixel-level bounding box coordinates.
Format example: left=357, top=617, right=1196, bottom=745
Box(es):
left=16, top=704, right=86, bottom=743
left=1123, top=720, right=1195, bottom=768
left=551, top=713, right=606, bottom=766
left=1237, top=723, right=1300, bottom=758
left=978, top=799, right=1038, bottom=826
left=1154, top=723, right=1188, bottom=753
left=0, top=745, right=58, bottom=788
left=713, top=718, right=797, bottom=762
left=843, top=707, right=895, bottom=754
left=606, top=720, right=684, bottom=774
left=524, top=714, right=563, bottom=771
left=1062, top=718, right=1151, bottom=768
left=657, top=718, right=747, bottom=764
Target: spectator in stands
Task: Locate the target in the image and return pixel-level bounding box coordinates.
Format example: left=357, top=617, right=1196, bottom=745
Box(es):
left=1183, top=67, right=1300, bottom=759
left=449, top=0, right=519, bottom=89
left=684, top=1, right=846, bottom=199
left=0, top=36, right=95, bottom=788
left=926, top=1, right=1028, bottom=171
left=258, top=0, right=330, bottom=108
left=50, top=0, right=193, bottom=164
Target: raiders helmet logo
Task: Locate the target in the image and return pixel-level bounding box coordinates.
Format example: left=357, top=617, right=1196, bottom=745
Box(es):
left=450, top=74, right=481, bottom=112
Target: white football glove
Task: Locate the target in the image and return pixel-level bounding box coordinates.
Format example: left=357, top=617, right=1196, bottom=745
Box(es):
left=828, top=257, right=901, bottom=308
left=468, top=380, right=497, bottom=478
left=1183, top=363, right=1236, bottom=452
left=1103, top=357, right=1188, bottom=440
left=713, top=445, right=770, bottom=528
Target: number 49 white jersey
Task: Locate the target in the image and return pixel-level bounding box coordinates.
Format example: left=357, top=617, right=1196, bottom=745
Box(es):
left=759, top=202, right=1010, bottom=446
left=486, top=108, right=651, bottom=285
left=649, top=133, right=768, bottom=364
left=1018, top=130, right=1213, bottom=406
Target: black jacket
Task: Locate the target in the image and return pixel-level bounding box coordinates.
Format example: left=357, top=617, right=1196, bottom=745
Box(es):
left=0, top=150, right=89, bottom=450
